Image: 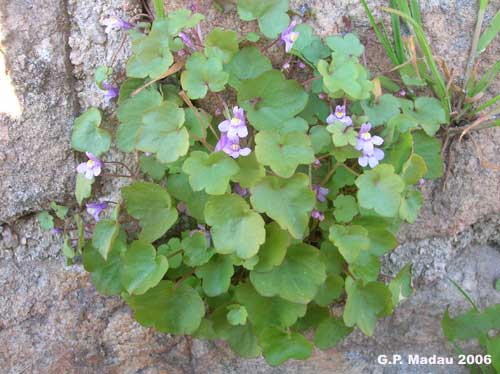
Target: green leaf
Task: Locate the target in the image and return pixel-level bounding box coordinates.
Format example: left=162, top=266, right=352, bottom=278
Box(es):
left=399, top=189, right=423, bottom=223
left=83, top=234, right=126, bottom=295
left=225, top=46, right=272, bottom=90
left=75, top=214, right=85, bottom=253
left=388, top=264, right=413, bottom=306
left=121, top=240, right=169, bottom=295
left=314, top=317, right=353, bottom=350
left=205, top=28, right=239, bottom=63
left=326, top=33, right=364, bottom=57
left=292, top=24, right=330, bottom=64
left=310, top=125, right=332, bottom=153
left=122, top=182, right=178, bottom=242
left=92, top=219, right=120, bottom=260
left=181, top=52, right=229, bottom=99
left=250, top=174, right=315, bottom=239
left=37, top=211, right=54, bottom=231
left=166, top=173, right=208, bottom=221
left=412, top=130, right=443, bottom=179
left=383, top=132, right=413, bottom=173
left=352, top=217, right=398, bottom=256
left=184, top=107, right=210, bottom=141
left=409, top=97, right=446, bottom=136
left=355, top=164, right=405, bottom=217
left=231, top=152, right=265, bottom=188
left=333, top=195, right=359, bottom=223
left=320, top=241, right=345, bottom=276
left=226, top=304, right=248, bottom=326
left=50, top=202, right=69, bottom=219
left=255, top=130, right=315, bottom=178
left=259, top=327, right=313, bottom=366
left=442, top=304, right=500, bottom=342
left=237, top=70, right=308, bottom=131
left=94, top=65, right=112, bottom=90
left=195, top=255, right=234, bottom=296
left=235, top=283, right=307, bottom=330
left=116, top=89, right=163, bottom=152
left=487, top=335, right=500, bottom=372
left=182, top=151, right=239, bottom=195
left=401, top=154, right=427, bottom=185
left=126, top=20, right=173, bottom=79
left=157, top=238, right=183, bottom=268
left=237, top=0, right=290, bottom=38
left=361, top=94, right=401, bottom=126
left=166, top=9, right=204, bottom=35
left=348, top=252, right=380, bottom=282
left=317, top=58, right=373, bottom=100
left=135, top=102, right=189, bottom=163
left=62, top=235, right=76, bottom=259
left=71, top=108, right=111, bottom=156
left=75, top=174, right=93, bottom=205
left=343, top=277, right=393, bottom=336
left=246, top=32, right=260, bottom=42
left=330, top=145, right=361, bottom=163
left=182, top=232, right=214, bottom=267
left=139, top=155, right=168, bottom=180
left=124, top=280, right=205, bottom=334
left=314, top=274, right=344, bottom=306
left=326, top=120, right=358, bottom=147
left=329, top=224, right=370, bottom=263
left=254, top=222, right=290, bottom=272
left=326, top=165, right=356, bottom=194
left=204, top=195, right=265, bottom=259
left=250, top=243, right=326, bottom=304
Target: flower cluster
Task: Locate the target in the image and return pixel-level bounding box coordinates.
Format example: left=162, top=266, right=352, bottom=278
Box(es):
left=355, top=123, right=384, bottom=168
left=215, top=106, right=251, bottom=159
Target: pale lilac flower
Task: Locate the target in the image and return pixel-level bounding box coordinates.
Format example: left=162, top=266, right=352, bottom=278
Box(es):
left=313, top=159, right=321, bottom=169
left=179, top=32, right=196, bottom=51
left=312, top=184, right=329, bottom=202
left=102, top=15, right=133, bottom=34
left=298, top=61, right=306, bottom=69
left=218, top=106, right=248, bottom=141
left=177, top=49, right=186, bottom=57
left=223, top=140, right=252, bottom=159
left=102, top=81, right=119, bottom=103
left=86, top=202, right=108, bottom=222
left=233, top=183, right=249, bottom=198
left=355, top=123, right=384, bottom=155
left=318, top=93, right=327, bottom=100
left=326, top=105, right=353, bottom=127
left=215, top=132, right=230, bottom=152
left=76, top=152, right=102, bottom=179
left=311, top=209, right=325, bottom=221
left=280, top=20, right=299, bottom=53
left=282, top=62, right=291, bottom=71
left=51, top=227, right=63, bottom=235
left=419, top=178, right=426, bottom=186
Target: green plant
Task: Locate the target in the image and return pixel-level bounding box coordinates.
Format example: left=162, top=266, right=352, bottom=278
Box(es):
left=41, top=0, right=454, bottom=366
left=362, top=0, right=500, bottom=148
left=442, top=278, right=500, bottom=373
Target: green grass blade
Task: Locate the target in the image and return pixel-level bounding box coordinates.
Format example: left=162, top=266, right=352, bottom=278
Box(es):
left=390, top=0, right=405, bottom=63
left=477, top=9, right=500, bottom=54
left=382, top=7, right=451, bottom=120
left=361, top=0, right=400, bottom=65
left=446, top=276, right=480, bottom=312
left=469, top=60, right=500, bottom=97
left=475, top=94, right=500, bottom=114
left=409, top=0, right=423, bottom=26
left=153, top=0, right=165, bottom=20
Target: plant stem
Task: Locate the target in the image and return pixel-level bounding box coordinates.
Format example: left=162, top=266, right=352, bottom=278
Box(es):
left=152, top=0, right=165, bottom=20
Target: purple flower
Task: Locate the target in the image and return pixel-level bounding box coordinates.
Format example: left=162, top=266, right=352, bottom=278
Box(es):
left=51, top=227, right=63, bottom=235
left=102, top=15, right=133, bottom=34
left=326, top=105, right=353, bottom=127
left=282, top=62, right=291, bottom=71
left=313, top=159, right=321, bottom=169
left=298, top=61, right=306, bottom=69
left=215, top=133, right=251, bottom=158
left=419, top=178, right=426, bottom=186
left=233, top=183, right=249, bottom=198
left=179, top=32, right=196, bottom=51
left=355, top=123, right=384, bottom=168
left=218, top=106, right=248, bottom=141
left=86, top=201, right=108, bottom=222
left=102, top=81, right=119, bottom=103
left=280, top=20, right=299, bottom=53
left=318, top=93, right=327, bottom=100
left=312, top=184, right=329, bottom=202
left=76, top=152, right=102, bottom=179
left=311, top=209, right=325, bottom=221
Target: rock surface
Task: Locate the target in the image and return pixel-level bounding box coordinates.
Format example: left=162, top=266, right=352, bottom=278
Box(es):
left=0, top=0, right=499, bottom=373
